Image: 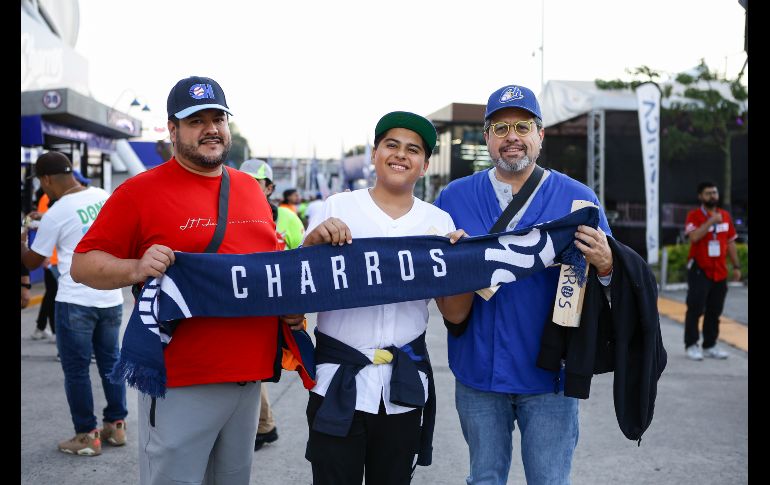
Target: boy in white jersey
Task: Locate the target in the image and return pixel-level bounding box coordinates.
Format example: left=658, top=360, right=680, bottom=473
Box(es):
left=302, top=111, right=473, bottom=485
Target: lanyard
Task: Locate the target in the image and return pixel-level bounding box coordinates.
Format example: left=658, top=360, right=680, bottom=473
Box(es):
left=700, top=207, right=718, bottom=240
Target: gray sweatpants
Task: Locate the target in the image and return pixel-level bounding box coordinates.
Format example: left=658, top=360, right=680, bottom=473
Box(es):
left=138, top=382, right=261, bottom=485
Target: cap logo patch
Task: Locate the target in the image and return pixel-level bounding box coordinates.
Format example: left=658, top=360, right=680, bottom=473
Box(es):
left=189, top=83, right=215, bottom=100
left=500, top=86, right=523, bottom=103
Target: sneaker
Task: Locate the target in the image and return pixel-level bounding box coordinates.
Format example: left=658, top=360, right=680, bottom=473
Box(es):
left=48, top=333, right=57, bottom=344
left=685, top=344, right=703, bottom=361
left=254, top=426, right=278, bottom=451
left=31, top=328, right=52, bottom=340
left=58, top=430, right=101, bottom=456
left=703, top=346, right=729, bottom=359
left=101, top=420, right=127, bottom=446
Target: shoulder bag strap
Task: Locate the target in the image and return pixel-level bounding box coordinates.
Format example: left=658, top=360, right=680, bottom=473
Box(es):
left=489, top=165, right=545, bottom=234
left=203, top=167, right=230, bottom=253
left=444, top=165, right=546, bottom=337
left=131, top=167, right=231, bottom=300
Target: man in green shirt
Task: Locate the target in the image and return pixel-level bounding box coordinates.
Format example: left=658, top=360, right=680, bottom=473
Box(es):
left=239, top=158, right=306, bottom=452
left=276, top=204, right=305, bottom=250
left=240, top=159, right=304, bottom=250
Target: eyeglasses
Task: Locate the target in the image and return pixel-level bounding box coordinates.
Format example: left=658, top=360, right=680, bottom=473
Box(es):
left=489, top=120, right=537, bottom=138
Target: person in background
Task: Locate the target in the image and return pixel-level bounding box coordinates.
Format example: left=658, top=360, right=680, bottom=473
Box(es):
left=27, top=169, right=90, bottom=342
left=297, top=195, right=309, bottom=223
left=280, top=188, right=301, bottom=213
left=21, top=151, right=127, bottom=457
left=682, top=181, right=741, bottom=361
left=27, top=187, right=56, bottom=341
left=239, top=158, right=306, bottom=451
left=304, top=192, right=325, bottom=230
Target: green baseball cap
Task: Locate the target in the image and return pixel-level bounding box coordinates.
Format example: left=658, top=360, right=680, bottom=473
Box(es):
left=374, top=111, right=437, bottom=155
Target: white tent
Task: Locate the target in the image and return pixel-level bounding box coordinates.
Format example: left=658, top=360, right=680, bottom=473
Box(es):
left=540, top=79, right=747, bottom=128
left=537, top=79, right=747, bottom=203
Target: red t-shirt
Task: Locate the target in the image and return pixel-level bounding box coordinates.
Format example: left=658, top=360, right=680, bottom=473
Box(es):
left=684, top=206, right=737, bottom=282
left=76, top=159, right=280, bottom=387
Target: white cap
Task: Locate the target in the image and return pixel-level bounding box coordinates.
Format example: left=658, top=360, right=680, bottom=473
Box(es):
left=239, top=159, right=273, bottom=180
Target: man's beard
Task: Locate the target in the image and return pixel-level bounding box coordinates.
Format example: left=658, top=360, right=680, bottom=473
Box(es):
left=703, top=199, right=718, bottom=209
left=493, top=154, right=534, bottom=173
left=175, top=137, right=232, bottom=169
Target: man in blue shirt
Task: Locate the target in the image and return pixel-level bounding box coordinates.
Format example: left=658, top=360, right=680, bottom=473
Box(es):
left=434, top=84, right=614, bottom=485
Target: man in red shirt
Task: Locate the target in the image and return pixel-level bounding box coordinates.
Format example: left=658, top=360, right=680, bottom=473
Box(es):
left=71, top=76, right=304, bottom=484
left=683, top=182, right=742, bottom=361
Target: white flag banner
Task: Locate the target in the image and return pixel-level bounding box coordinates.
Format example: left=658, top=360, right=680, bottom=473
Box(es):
left=636, top=83, right=661, bottom=265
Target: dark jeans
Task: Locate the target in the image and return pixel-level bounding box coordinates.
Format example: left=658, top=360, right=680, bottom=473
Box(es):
left=55, top=302, right=127, bottom=433
left=306, top=392, right=422, bottom=485
left=36, top=266, right=58, bottom=332
left=684, top=262, right=728, bottom=349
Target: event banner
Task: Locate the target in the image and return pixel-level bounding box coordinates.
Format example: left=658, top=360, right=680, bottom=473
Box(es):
left=636, top=82, right=661, bottom=264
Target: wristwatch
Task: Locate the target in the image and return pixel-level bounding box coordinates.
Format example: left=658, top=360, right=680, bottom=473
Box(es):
left=21, top=282, right=31, bottom=289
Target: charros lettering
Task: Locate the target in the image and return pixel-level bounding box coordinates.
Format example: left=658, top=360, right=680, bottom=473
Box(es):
left=556, top=265, right=578, bottom=309
left=230, top=248, right=449, bottom=299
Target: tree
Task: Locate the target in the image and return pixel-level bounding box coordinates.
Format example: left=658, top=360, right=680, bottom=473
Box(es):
left=595, top=60, right=747, bottom=208
left=344, top=145, right=367, bottom=157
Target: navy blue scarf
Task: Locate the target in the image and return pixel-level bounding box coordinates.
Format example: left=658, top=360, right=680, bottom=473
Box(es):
left=110, top=206, right=599, bottom=397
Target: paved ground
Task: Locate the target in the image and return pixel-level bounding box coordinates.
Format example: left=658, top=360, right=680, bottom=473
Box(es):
left=661, top=283, right=748, bottom=326
left=21, top=283, right=748, bottom=484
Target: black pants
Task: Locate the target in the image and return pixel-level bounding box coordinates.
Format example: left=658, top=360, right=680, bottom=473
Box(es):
left=36, top=266, right=58, bottom=333
left=684, top=262, right=728, bottom=349
left=306, top=392, right=422, bottom=485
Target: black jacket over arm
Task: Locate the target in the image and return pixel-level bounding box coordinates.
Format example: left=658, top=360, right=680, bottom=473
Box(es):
left=537, top=237, right=667, bottom=442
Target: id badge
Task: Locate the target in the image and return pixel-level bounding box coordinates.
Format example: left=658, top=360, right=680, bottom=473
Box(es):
left=708, top=239, right=721, bottom=257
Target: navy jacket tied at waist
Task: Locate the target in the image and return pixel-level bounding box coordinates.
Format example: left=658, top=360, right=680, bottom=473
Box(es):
left=311, top=330, right=437, bottom=466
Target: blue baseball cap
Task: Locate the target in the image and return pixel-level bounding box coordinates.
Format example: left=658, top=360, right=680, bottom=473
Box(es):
left=484, top=85, right=542, bottom=121
left=167, top=75, right=233, bottom=119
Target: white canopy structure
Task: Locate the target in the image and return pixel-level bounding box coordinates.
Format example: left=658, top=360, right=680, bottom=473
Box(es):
left=541, top=79, right=747, bottom=127
left=538, top=79, right=747, bottom=204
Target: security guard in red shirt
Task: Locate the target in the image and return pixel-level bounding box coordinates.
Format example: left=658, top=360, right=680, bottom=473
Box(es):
left=683, top=181, right=741, bottom=360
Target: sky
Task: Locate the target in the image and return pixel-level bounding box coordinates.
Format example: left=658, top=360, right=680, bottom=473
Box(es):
left=76, top=0, right=748, bottom=160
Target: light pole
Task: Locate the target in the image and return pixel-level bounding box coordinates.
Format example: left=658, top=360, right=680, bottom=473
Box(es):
left=111, top=88, right=150, bottom=113
left=108, top=89, right=152, bottom=138
left=107, top=90, right=141, bottom=137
